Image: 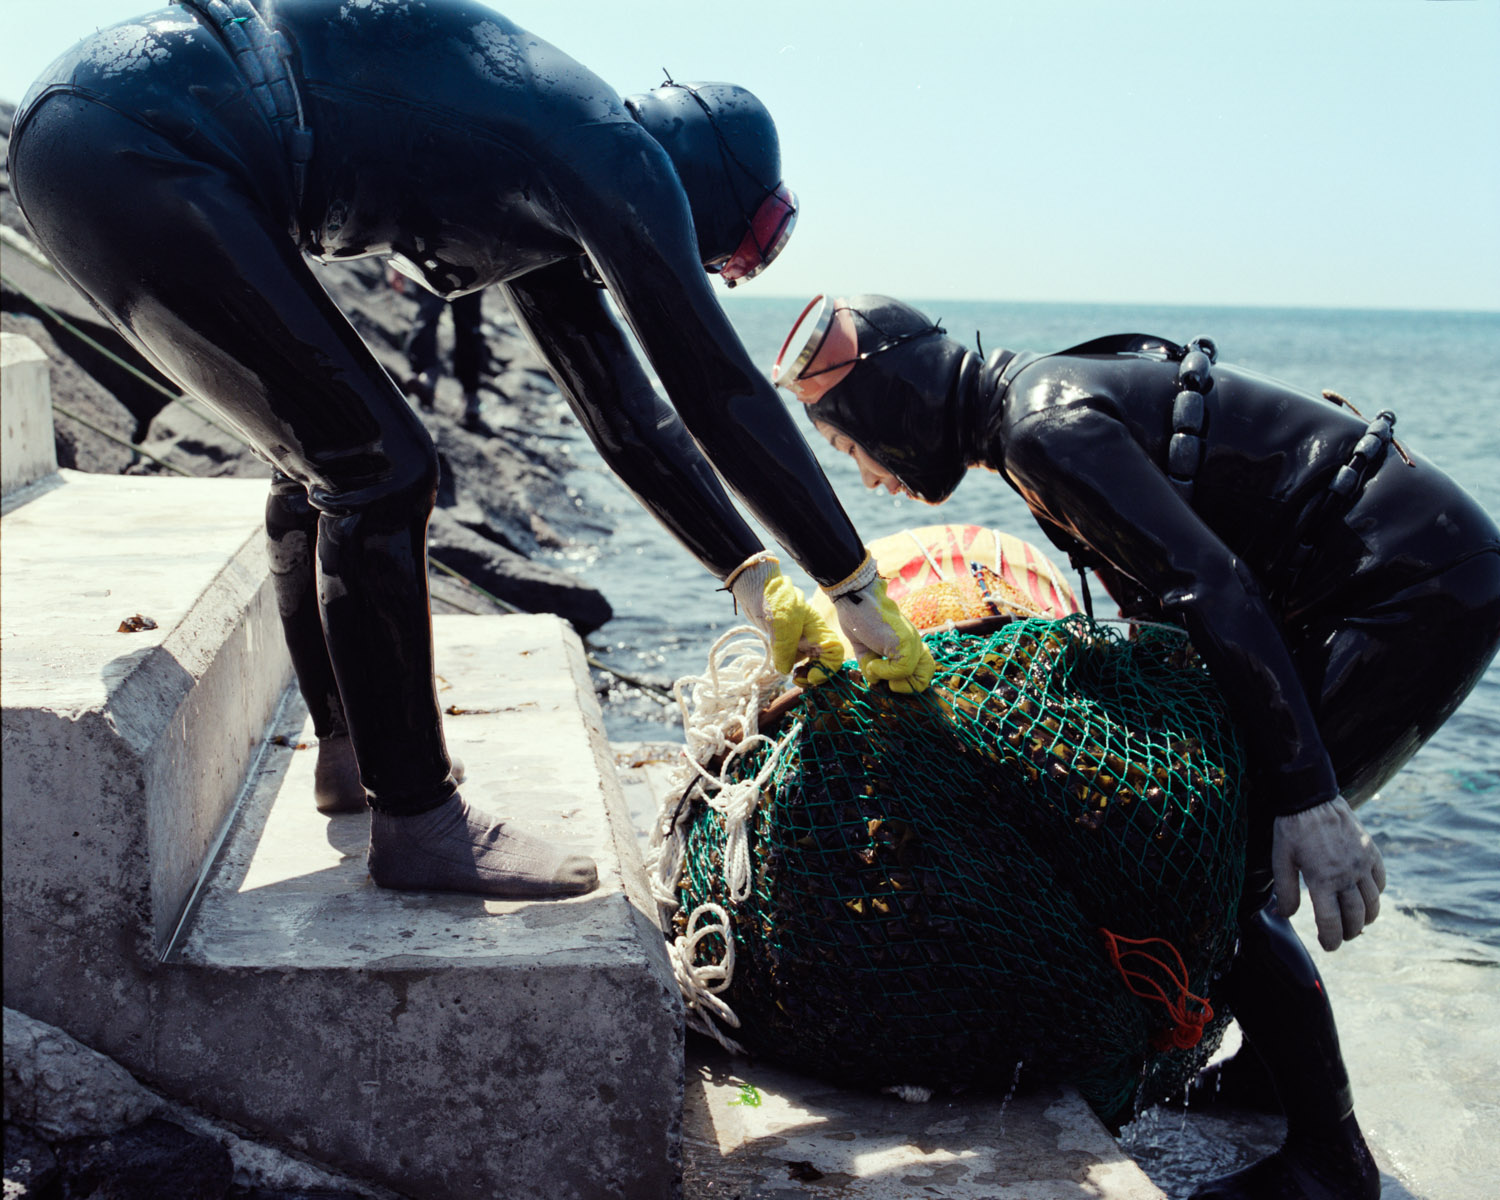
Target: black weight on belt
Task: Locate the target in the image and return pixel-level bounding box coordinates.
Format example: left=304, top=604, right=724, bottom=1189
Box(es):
left=1273, top=409, right=1399, bottom=605
left=1165, top=336, right=1217, bottom=504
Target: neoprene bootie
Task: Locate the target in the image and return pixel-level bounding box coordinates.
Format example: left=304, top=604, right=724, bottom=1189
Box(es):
left=461, top=390, right=484, bottom=432
left=404, top=368, right=439, bottom=412
left=1191, top=903, right=1381, bottom=1200
left=315, top=737, right=464, bottom=814
left=1189, top=1113, right=1379, bottom=1199
left=367, top=792, right=598, bottom=897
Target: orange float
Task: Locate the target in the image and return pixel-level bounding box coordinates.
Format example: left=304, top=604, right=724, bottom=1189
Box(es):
left=811, top=524, right=1079, bottom=661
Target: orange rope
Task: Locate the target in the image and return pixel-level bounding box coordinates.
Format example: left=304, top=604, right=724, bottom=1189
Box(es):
left=1100, top=927, right=1213, bottom=1051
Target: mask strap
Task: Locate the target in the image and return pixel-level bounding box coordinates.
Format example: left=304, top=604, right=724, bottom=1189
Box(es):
left=658, top=76, right=789, bottom=258
left=796, top=305, right=946, bottom=382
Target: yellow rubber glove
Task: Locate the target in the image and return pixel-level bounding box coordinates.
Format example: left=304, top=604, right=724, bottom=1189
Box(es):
left=727, top=554, right=845, bottom=684
left=823, top=556, right=936, bottom=694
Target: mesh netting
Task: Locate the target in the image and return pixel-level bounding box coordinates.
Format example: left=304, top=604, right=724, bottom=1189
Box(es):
left=666, top=615, right=1246, bottom=1127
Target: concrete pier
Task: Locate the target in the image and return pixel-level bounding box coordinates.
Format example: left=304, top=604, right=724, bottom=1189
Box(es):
left=1, top=332, right=57, bottom=494
left=1, top=463, right=290, bottom=1044
left=160, top=615, right=683, bottom=1200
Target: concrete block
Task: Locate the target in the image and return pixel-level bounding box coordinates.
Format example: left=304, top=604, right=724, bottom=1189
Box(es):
left=683, top=1042, right=1164, bottom=1198
left=2, top=471, right=289, bottom=1058
left=1, top=334, right=57, bottom=497
left=156, top=615, right=682, bottom=1200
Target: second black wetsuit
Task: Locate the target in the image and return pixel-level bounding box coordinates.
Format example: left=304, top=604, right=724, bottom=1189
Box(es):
left=808, top=317, right=1500, bottom=858
left=982, top=341, right=1500, bottom=829
left=8, top=0, right=865, bottom=813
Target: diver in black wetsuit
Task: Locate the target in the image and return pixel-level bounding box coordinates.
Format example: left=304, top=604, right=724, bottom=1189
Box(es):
left=394, top=277, right=489, bottom=429
left=6, top=0, right=933, bottom=900
left=772, top=295, right=1500, bottom=1200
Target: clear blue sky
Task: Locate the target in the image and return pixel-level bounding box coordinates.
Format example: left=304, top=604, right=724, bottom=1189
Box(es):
left=4, top=0, right=1497, bottom=310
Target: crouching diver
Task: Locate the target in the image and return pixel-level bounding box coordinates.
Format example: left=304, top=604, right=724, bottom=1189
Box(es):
left=7, top=0, right=932, bottom=900
left=772, top=296, right=1500, bottom=1199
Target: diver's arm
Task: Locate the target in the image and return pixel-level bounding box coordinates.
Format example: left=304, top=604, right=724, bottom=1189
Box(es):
left=562, top=150, right=866, bottom=588
left=500, top=259, right=762, bottom=580
left=1005, top=405, right=1340, bottom=816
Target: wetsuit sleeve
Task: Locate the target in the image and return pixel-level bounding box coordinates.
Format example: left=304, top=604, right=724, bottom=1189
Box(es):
left=500, top=259, right=763, bottom=579
left=1005, top=404, right=1340, bottom=817
left=550, top=137, right=867, bottom=588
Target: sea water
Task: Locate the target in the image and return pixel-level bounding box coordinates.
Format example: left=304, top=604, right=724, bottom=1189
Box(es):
left=549, top=297, right=1500, bottom=1198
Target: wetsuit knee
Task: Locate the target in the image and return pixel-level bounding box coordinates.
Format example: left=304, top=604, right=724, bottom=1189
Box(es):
left=308, top=435, right=441, bottom=527
left=267, top=470, right=319, bottom=532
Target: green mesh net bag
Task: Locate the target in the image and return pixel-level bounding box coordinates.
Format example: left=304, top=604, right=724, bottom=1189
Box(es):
left=657, top=615, right=1247, bottom=1128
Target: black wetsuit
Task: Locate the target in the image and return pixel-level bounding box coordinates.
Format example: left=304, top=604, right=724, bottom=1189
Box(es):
left=810, top=316, right=1498, bottom=1178
left=814, top=322, right=1500, bottom=843
left=8, top=0, right=865, bottom=814
left=967, top=339, right=1500, bottom=848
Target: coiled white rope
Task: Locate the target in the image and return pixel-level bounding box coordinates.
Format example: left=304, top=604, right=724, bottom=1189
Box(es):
left=644, top=625, right=798, bottom=1052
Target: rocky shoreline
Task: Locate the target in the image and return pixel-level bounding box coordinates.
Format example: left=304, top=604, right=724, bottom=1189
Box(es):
left=2, top=98, right=620, bottom=1199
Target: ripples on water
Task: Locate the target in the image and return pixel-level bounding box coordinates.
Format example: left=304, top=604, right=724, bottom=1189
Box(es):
left=547, top=297, right=1499, bottom=1197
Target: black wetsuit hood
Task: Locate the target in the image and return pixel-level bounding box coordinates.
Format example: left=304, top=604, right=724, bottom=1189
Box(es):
left=803, top=295, right=1003, bottom=504
left=623, top=81, right=784, bottom=270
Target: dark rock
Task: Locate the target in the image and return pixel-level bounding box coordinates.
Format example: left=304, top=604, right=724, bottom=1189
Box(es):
left=4, top=1122, right=60, bottom=1198
left=229, top=1190, right=367, bottom=1200
left=427, top=508, right=611, bottom=635
left=56, top=1118, right=232, bottom=1200
left=1, top=252, right=178, bottom=443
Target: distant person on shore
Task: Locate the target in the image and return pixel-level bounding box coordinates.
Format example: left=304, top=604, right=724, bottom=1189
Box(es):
left=388, top=266, right=490, bottom=432
left=772, top=294, right=1500, bottom=1200
left=6, top=0, right=931, bottom=900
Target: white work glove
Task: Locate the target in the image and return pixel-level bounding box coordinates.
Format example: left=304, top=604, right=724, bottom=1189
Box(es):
left=727, top=554, right=843, bottom=684
left=1272, top=795, right=1385, bottom=952
left=823, top=555, right=936, bottom=694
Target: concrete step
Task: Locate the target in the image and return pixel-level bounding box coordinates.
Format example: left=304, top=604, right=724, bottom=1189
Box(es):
left=160, top=615, right=681, bottom=1200
left=1, top=332, right=58, bottom=494
left=2, top=463, right=290, bottom=1043
left=613, top=744, right=1167, bottom=1199
left=3, top=338, right=681, bottom=1197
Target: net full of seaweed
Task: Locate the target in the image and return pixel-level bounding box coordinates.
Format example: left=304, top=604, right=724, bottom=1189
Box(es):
left=647, top=614, right=1247, bottom=1129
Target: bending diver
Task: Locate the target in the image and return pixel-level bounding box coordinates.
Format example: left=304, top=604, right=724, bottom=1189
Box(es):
left=7, top=2, right=935, bottom=901
left=772, top=295, right=1500, bottom=1200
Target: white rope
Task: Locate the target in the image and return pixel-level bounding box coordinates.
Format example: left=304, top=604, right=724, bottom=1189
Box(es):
left=643, top=625, right=797, bottom=1051
left=904, top=528, right=948, bottom=581
left=665, top=903, right=745, bottom=1053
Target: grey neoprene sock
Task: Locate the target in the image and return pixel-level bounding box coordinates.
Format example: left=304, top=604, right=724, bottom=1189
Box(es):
left=367, top=792, right=598, bottom=897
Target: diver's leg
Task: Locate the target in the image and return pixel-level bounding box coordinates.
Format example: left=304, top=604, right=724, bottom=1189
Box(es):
left=402, top=291, right=445, bottom=410
left=267, top=472, right=365, bottom=814
left=13, top=97, right=593, bottom=897
left=1191, top=900, right=1379, bottom=1199
left=1295, top=548, right=1500, bottom=807
left=451, top=291, right=488, bottom=429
